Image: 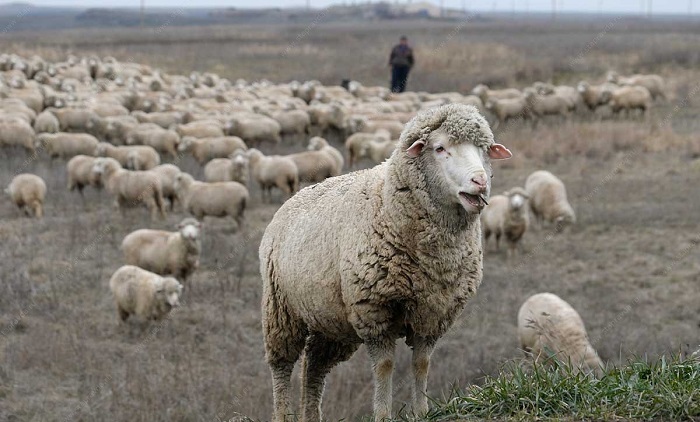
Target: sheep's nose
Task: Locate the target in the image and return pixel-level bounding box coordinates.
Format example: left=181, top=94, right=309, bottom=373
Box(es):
left=471, top=173, right=487, bottom=190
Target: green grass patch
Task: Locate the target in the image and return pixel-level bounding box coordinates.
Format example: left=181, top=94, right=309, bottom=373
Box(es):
left=420, top=354, right=700, bottom=421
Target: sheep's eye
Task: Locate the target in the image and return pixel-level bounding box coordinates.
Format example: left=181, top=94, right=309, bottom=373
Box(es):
left=435, top=146, right=445, bottom=153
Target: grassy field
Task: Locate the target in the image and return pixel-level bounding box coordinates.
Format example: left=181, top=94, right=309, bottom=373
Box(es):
left=1, top=18, right=700, bottom=421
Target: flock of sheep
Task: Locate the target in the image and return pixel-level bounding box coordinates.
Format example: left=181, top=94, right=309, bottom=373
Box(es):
left=0, top=52, right=628, bottom=420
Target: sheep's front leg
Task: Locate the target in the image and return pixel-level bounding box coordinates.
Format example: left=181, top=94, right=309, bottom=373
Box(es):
left=366, top=339, right=396, bottom=421
left=411, top=337, right=436, bottom=416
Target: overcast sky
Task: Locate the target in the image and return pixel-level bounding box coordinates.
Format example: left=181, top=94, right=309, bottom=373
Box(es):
left=15, top=1, right=698, bottom=15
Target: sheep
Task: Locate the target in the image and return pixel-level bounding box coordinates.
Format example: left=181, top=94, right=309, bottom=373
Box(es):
left=518, top=293, right=603, bottom=377
left=49, top=107, right=100, bottom=132
left=576, top=81, right=616, bottom=111
left=485, top=95, right=528, bottom=129
left=176, top=121, right=225, bottom=139
left=66, top=155, right=101, bottom=195
left=126, top=126, right=180, bottom=159
left=608, top=85, right=652, bottom=117
left=150, top=164, right=182, bottom=211
left=121, top=218, right=202, bottom=283
left=132, top=110, right=183, bottom=128
left=472, top=83, right=522, bottom=104
left=307, top=103, right=347, bottom=135
left=177, top=136, right=247, bottom=165
left=607, top=71, right=665, bottom=100
left=203, top=150, right=249, bottom=184
left=92, top=157, right=165, bottom=220
left=260, top=104, right=512, bottom=421
left=358, top=137, right=397, bottom=164
left=523, top=88, right=571, bottom=123
left=33, top=110, right=60, bottom=133
left=0, top=118, right=35, bottom=153
left=524, top=170, right=575, bottom=231
left=246, top=148, right=298, bottom=201
left=285, top=149, right=340, bottom=184
left=269, top=109, right=310, bottom=137
left=173, top=173, right=248, bottom=228
left=481, top=187, right=530, bottom=258
left=95, top=142, right=161, bottom=170
left=347, top=116, right=404, bottom=138
left=344, top=129, right=391, bottom=168
left=109, top=265, right=182, bottom=322
left=35, top=133, right=99, bottom=159
left=307, top=136, right=344, bottom=171
left=5, top=173, right=46, bottom=218
left=225, top=115, right=282, bottom=145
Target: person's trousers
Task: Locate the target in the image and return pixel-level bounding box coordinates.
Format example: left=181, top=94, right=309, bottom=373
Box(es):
left=391, top=65, right=411, bottom=93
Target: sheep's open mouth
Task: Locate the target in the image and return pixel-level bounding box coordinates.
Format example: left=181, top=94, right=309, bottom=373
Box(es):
left=459, top=192, right=489, bottom=209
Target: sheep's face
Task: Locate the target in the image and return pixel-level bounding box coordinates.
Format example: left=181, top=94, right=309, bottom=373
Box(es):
left=506, top=190, right=529, bottom=212
left=156, top=278, right=182, bottom=310
left=178, top=219, right=201, bottom=241
left=407, top=130, right=511, bottom=214
left=177, top=138, right=192, bottom=152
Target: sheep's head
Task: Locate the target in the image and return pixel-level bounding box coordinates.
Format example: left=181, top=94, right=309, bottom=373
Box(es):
left=246, top=148, right=263, bottom=163
left=399, top=104, right=511, bottom=215
left=177, top=136, right=194, bottom=152
left=178, top=218, right=201, bottom=241
left=576, top=81, right=589, bottom=94
left=606, top=71, right=619, bottom=83
left=503, top=187, right=529, bottom=212
left=154, top=277, right=182, bottom=311
left=91, top=157, right=119, bottom=179
left=173, top=172, right=194, bottom=193
left=307, top=136, right=327, bottom=151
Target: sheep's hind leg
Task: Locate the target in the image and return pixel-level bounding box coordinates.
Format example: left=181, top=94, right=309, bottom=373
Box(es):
left=300, top=334, right=359, bottom=422
left=366, top=338, right=396, bottom=421
left=411, top=337, right=437, bottom=416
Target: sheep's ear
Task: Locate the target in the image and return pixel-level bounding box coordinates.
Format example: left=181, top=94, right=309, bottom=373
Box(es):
left=488, top=143, right=512, bottom=160
left=406, top=140, right=425, bottom=158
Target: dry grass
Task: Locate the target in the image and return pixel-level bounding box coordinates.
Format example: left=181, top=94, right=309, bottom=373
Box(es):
left=1, top=18, right=700, bottom=421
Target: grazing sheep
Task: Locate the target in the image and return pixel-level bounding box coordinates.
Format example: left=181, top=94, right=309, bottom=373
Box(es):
left=485, top=95, right=528, bottom=129
left=270, top=109, right=310, bottom=137
left=5, top=173, right=46, bottom=218
left=225, top=115, right=282, bottom=145
left=0, top=118, right=35, bottom=153
left=523, top=88, right=571, bottom=122
left=472, top=83, right=522, bottom=104
left=525, top=170, right=575, bottom=231
left=344, top=129, right=391, bottom=167
left=173, top=173, right=248, bottom=227
left=126, top=126, right=180, bottom=159
left=36, top=133, right=99, bottom=159
left=607, top=71, right=665, bottom=100
left=518, top=293, right=603, bottom=377
left=608, top=85, right=652, bottom=117
left=92, top=157, right=165, bottom=220
left=33, top=110, right=60, bottom=133
left=176, top=121, right=225, bottom=139
left=66, top=155, right=101, bottom=195
left=109, top=265, right=182, bottom=322
left=177, top=136, right=247, bottom=165
left=481, top=187, right=530, bottom=258
left=203, top=150, right=249, bottom=185
left=286, top=149, right=340, bottom=184
left=247, top=148, right=298, bottom=201
left=347, top=116, right=404, bottom=138
left=121, top=218, right=202, bottom=283
left=49, top=107, right=100, bottom=132
left=132, top=110, right=183, bottom=128
left=307, top=136, right=344, bottom=171
left=95, top=142, right=160, bottom=170
left=260, top=104, right=512, bottom=421
left=358, top=137, right=397, bottom=165
left=150, top=164, right=182, bottom=211
left=577, top=81, right=616, bottom=111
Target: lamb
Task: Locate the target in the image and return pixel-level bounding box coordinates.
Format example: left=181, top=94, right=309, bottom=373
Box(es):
left=66, top=155, right=101, bottom=195
left=472, top=83, right=522, bottom=104
left=518, top=293, right=603, bottom=377
left=485, top=95, right=528, bottom=129
left=203, top=150, right=249, bottom=185
left=33, top=110, right=60, bottom=133
left=285, top=149, right=340, bottom=184
left=173, top=173, right=248, bottom=228
left=109, top=265, right=182, bottom=322
left=150, top=164, right=182, bottom=211
left=524, top=170, right=575, bottom=231
left=178, top=136, right=248, bottom=165
left=95, top=142, right=161, bottom=170
left=607, top=71, right=665, bottom=100
left=121, top=218, right=202, bottom=283
left=126, top=126, right=180, bottom=159
left=481, top=187, right=530, bottom=258
left=5, top=173, right=46, bottom=218
left=35, top=133, right=99, bottom=159
left=0, top=118, right=35, bottom=153
left=260, top=104, right=512, bottom=421
left=608, top=85, right=652, bottom=117
left=344, top=129, right=391, bottom=167
left=307, top=136, right=344, bottom=171
left=246, top=148, right=298, bottom=201
left=92, top=157, right=165, bottom=220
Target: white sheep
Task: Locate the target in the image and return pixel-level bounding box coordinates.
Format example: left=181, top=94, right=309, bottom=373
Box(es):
left=109, top=265, right=182, bottom=322
left=608, top=85, right=652, bottom=117
left=36, top=132, right=99, bottom=159
left=177, top=136, right=247, bottom=165
left=95, top=142, right=161, bottom=170
left=0, top=118, right=36, bottom=153
left=485, top=96, right=528, bottom=129
left=66, top=155, right=101, bottom=195
left=246, top=148, right=298, bottom=201
left=607, top=71, right=665, bottom=100
left=307, top=136, right=344, bottom=171
left=33, top=110, right=60, bottom=133
left=121, top=218, right=202, bottom=283
left=173, top=173, right=248, bottom=228
left=481, top=187, right=530, bottom=258
left=5, top=173, right=46, bottom=218
left=203, top=150, right=249, bottom=185
left=344, top=129, right=391, bottom=168
left=524, top=170, right=575, bottom=231
left=518, top=292, right=603, bottom=377
left=150, top=163, right=182, bottom=211
left=260, top=104, right=512, bottom=421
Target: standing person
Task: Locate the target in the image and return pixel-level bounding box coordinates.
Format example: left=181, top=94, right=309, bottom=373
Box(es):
left=389, top=35, right=414, bottom=93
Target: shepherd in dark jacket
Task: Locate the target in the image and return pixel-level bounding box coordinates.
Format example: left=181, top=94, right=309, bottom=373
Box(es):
left=389, top=35, right=414, bottom=93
